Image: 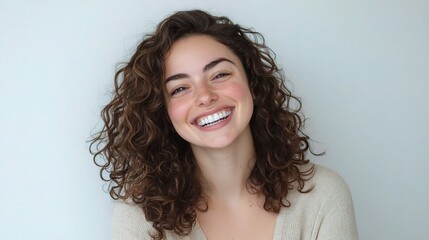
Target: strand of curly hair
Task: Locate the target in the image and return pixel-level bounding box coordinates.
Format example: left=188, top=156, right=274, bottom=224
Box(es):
left=90, top=9, right=316, bottom=240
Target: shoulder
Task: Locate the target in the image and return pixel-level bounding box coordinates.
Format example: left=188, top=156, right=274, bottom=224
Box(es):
left=111, top=200, right=200, bottom=240
left=112, top=200, right=155, bottom=239
left=295, top=163, right=354, bottom=208
left=281, top=163, right=358, bottom=239
left=310, top=164, right=350, bottom=192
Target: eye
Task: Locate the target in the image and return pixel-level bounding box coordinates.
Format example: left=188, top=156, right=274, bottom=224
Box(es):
left=171, top=86, right=188, bottom=96
left=213, top=72, right=231, bottom=80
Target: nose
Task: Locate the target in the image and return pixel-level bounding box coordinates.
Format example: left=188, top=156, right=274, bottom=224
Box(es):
left=196, top=83, right=218, bottom=106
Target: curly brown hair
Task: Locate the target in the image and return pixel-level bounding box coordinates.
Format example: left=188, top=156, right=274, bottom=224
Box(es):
left=90, top=9, right=315, bottom=239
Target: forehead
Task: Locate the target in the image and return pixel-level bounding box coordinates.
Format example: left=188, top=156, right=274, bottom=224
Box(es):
left=164, top=35, right=240, bottom=75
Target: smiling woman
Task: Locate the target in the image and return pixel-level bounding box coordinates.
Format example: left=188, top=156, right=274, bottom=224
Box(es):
left=165, top=35, right=254, bottom=149
left=90, top=9, right=358, bottom=240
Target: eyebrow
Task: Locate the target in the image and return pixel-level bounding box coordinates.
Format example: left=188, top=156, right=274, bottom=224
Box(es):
left=165, top=57, right=235, bottom=83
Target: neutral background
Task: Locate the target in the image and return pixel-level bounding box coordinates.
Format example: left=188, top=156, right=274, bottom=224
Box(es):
left=1, top=0, right=428, bottom=239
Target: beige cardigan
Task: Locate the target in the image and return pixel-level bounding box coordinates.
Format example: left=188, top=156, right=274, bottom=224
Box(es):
left=112, top=164, right=358, bottom=239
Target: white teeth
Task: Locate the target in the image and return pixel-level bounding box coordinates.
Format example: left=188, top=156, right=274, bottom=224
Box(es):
left=197, top=110, right=231, bottom=127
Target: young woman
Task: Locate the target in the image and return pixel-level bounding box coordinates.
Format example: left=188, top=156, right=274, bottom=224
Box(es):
left=91, top=10, right=358, bottom=240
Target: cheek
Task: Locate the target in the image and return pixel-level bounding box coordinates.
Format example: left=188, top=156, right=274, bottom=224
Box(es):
left=227, top=82, right=253, bottom=104
left=167, top=99, right=189, bottom=127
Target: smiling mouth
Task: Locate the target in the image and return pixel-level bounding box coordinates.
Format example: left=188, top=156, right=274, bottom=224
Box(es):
left=196, top=109, right=232, bottom=127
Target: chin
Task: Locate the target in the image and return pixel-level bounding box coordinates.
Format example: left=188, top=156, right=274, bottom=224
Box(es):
left=190, top=136, right=238, bottom=150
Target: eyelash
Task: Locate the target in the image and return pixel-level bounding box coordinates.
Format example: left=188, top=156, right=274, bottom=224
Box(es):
left=213, top=72, right=230, bottom=79
left=171, top=86, right=188, bottom=96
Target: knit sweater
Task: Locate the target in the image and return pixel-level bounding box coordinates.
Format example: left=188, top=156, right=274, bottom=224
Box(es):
left=112, top=164, right=358, bottom=239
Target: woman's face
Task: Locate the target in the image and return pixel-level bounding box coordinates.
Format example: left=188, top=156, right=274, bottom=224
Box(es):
left=164, top=35, right=254, bottom=149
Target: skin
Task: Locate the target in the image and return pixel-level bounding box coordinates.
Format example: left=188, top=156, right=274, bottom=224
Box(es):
left=165, top=35, right=254, bottom=150
left=164, top=35, right=277, bottom=240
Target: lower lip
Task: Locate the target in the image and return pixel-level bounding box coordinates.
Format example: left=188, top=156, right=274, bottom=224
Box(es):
left=194, top=110, right=234, bottom=131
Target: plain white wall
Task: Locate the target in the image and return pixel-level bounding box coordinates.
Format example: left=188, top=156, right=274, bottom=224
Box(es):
left=1, top=0, right=428, bottom=239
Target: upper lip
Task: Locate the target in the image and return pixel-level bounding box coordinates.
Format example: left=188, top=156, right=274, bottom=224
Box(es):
left=191, top=106, right=234, bottom=125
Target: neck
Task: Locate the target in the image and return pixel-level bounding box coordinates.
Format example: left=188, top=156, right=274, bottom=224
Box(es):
left=191, top=126, right=256, bottom=204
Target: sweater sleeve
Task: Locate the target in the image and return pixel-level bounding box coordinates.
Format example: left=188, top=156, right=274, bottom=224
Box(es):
left=314, top=170, right=359, bottom=240
left=112, top=200, right=154, bottom=240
